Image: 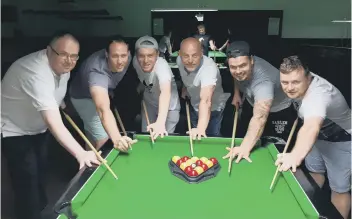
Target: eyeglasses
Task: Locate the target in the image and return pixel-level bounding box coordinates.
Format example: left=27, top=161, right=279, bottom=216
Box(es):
left=50, top=46, right=79, bottom=61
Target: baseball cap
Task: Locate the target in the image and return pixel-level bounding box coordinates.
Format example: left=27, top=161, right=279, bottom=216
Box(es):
left=135, top=35, right=158, bottom=50
left=226, top=41, right=251, bottom=58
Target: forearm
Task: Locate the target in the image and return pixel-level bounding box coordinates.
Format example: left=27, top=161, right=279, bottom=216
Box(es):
left=241, top=116, right=267, bottom=151
left=220, top=40, right=229, bottom=50
left=156, top=91, right=171, bottom=124
left=168, top=46, right=172, bottom=54
left=98, top=109, right=122, bottom=142
left=197, top=100, right=211, bottom=131
left=210, top=40, right=216, bottom=48
left=291, top=125, right=320, bottom=162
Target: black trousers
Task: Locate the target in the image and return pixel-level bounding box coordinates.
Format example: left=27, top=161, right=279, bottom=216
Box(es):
left=238, top=100, right=299, bottom=151
left=2, top=132, right=48, bottom=219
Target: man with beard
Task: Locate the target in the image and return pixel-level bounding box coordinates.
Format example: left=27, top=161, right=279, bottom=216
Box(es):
left=193, top=24, right=217, bottom=56
left=222, top=41, right=294, bottom=163
left=177, top=37, right=230, bottom=139
left=133, top=36, right=180, bottom=139
left=276, top=56, right=351, bottom=219
left=1, top=32, right=100, bottom=219
left=69, top=37, right=137, bottom=150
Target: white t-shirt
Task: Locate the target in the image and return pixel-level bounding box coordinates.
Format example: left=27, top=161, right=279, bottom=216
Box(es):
left=133, top=56, right=180, bottom=111
left=177, top=55, right=230, bottom=111
left=295, top=72, right=351, bottom=134
left=1, top=49, right=70, bottom=137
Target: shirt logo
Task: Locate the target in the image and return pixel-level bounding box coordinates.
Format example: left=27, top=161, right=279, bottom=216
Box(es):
left=272, top=120, right=288, bottom=134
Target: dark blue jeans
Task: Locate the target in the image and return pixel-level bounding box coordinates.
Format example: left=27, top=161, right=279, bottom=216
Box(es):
left=190, top=106, right=224, bottom=137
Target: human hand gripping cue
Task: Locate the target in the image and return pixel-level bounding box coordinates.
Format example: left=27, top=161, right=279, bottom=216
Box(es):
left=61, top=110, right=119, bottom=180
left=269, top=118, right=298, bottom=190
left=113, top=107, right=133, bottom=150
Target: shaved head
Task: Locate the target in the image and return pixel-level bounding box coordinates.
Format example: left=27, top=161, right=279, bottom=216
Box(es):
left=180, top=37, right=202, bottom=53
left=179, top=37, right=203, bottom=72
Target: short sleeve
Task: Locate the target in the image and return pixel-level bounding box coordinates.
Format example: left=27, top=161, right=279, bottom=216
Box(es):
left=155, top=60, right=172, bottom=85
left=200, top=65, right=217, bottom=87
left=252, top=81, right=274, bottom=102
left=20, top=75, right=58, bottom=111
left=88, top=71, right=109, bottom=90
left=301, top=91, right=331, bottom=119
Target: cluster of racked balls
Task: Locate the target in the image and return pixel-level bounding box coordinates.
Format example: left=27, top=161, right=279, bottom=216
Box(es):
left=172, top=156, right=218, bottom=177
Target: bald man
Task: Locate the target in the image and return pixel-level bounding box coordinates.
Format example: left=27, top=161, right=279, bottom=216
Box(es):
left=1, top=32, right=100, bottom=219
left=177, top=37, right=230, bottom=139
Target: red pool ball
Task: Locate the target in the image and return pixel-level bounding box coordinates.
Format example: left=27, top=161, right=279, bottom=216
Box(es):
left=176, top=159, right=183, bottom=166
left=186, top=169, right=193, bottom=176
left=195, top=160, right=203, bottom=166
left=181, top=156, right=190, bottom=162
left=209, top=158, right=218, bottom=165
left=190, top=170, right=198, bottom=177
left=185, top=166, right=192, bottom=173
left=200, top=164, right=208, bottom=171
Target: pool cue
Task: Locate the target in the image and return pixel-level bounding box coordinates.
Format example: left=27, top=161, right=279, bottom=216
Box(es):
left=142, top=100, right=155, bottom=144
left=269, top=118, right=298, bottom=190
left=62, top=111, right=119, bottom=180
left=185, top=98, right=194, bottom=156
left=113, top=107, right=127, bottom=136
left=113, top=107, right=132, bottom=150
left=228, top=105, right=239, bottom=174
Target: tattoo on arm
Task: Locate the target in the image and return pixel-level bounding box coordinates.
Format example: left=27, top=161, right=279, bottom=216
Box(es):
left=243, top=99, right=273, bottom=146
left=252, top=99, right=272, bottom=120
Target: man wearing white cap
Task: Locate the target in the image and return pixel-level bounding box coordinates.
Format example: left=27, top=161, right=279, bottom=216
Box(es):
left=133, top=36, right=181, bottom=139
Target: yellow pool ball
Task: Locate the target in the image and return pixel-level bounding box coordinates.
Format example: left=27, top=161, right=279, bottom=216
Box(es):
left=172, top=156, right=181, bottom=163
left=185, top=160, right=193, bottom=167
left=191, top=157, right=199, bottom=162
left=194, top=166, right=204, bottom=174
left=180, top=162, right=187, bottom=170
left=205, top=160, right=214, bottom=168
left=200, top=157, right=208, bottom=163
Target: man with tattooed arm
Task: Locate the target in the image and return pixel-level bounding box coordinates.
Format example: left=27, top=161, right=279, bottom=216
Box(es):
left=222, top=41, right=294, bottom=163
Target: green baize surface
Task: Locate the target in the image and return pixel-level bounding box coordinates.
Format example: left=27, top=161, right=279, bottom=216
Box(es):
left=59, top=135, right=318, bottom=219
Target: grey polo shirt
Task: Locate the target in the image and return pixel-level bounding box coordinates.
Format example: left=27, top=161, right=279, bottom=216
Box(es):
left=70, top=49, right=131, bottom=99
left=237, top=56, right=292, bottom=112
left=177, top=55, right=230, bottom=111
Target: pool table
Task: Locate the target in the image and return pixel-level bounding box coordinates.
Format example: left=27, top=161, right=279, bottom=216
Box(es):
left=171, top=50, right=226, bottom=58
left=50, top=133, right=342, bottom=219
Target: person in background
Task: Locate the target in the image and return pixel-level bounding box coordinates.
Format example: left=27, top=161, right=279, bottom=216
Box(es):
left=158, top=30, right=173, bottom=60
left=193, top=23, right=217, bottom=56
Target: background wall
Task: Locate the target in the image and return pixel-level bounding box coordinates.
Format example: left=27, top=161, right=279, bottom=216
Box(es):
left=2, top=0, right=351, bottom=38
